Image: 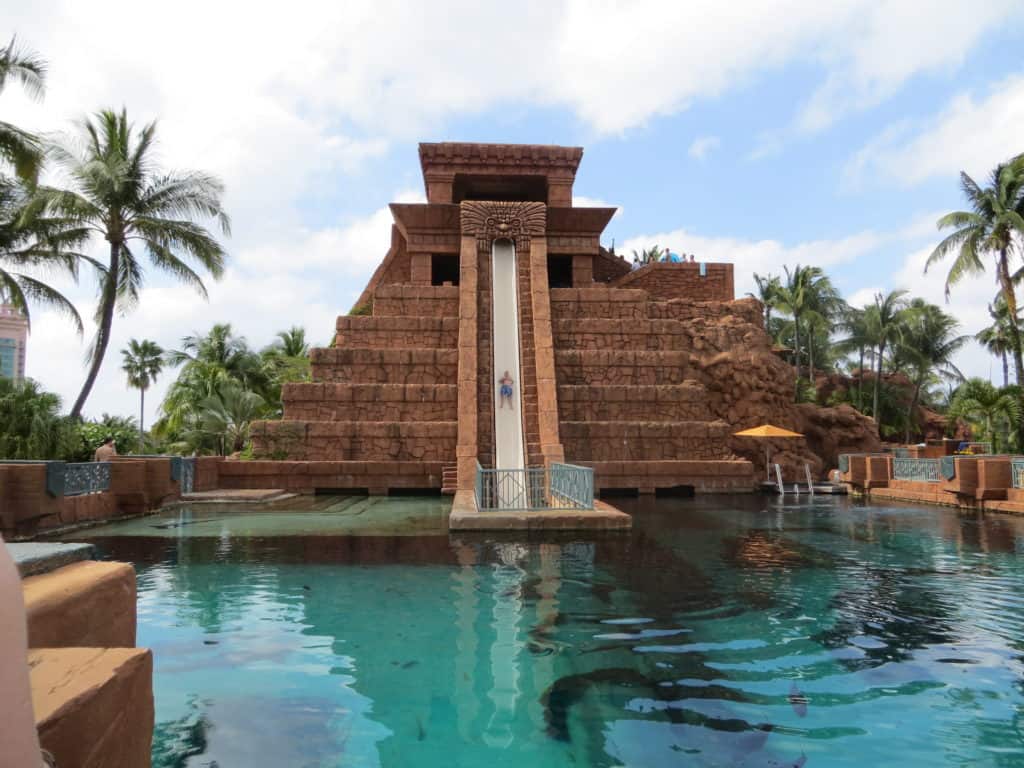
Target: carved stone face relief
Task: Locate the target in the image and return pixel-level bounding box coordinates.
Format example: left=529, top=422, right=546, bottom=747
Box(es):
left=460, top=201, right=546, bottom=250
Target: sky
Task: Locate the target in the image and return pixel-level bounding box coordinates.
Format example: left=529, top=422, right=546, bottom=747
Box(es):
left=2, top=0, right=1024, bottom=425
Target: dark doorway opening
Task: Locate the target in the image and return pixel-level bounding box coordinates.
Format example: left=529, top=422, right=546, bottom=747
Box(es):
left=599, top=487, right=639, bottom=498
left=453, top=174, right=548, bottom=203
left=548, top=255, right=573, bottom=289
left=432, top=254, right=460, bottom=286
left=388, top=487, right=443, bottom=497
left=656, top=485, right=695, bottom=498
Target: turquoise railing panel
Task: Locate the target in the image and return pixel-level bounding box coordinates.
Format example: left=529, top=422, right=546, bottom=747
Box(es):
left=1012, top=459, right=1024, bottom=489
left=838, top=455, right=850, bottom=473
left=476, top=463, right=594, bottom=512
left=940, top=456, right=956, bottom=481
left=549, top=463, right=594, bottom=509
left=892, top=457, right=940, bottom=483
left=64, top=462, right=111, bottom=496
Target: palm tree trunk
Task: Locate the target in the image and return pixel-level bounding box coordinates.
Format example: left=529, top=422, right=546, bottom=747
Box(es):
left=905, top=378, right=923, bottom=444
left=793, top=317, right=801, bottom=401
left=858, top=347, right=865, bottom=411
left=70, top=242, right=120, bottom=419
left=873, top=341, right=885, bottom=421
left=139, top=387, right=145, bottom=452
left=1003, top=351, right=1009, bottom=388
left=997, top=250, right=1024, bottom=443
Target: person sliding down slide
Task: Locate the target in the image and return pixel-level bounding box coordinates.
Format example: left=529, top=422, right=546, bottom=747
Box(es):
left=499, top=371, right=514, bottom=410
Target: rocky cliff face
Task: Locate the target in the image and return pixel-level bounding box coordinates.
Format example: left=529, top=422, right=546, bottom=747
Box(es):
left=687, top=306, right=881, bottom=479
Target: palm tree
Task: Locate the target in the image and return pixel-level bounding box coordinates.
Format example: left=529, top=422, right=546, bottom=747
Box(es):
left=32, top=109, right=230, bottom=419
left=897, top=299, right=968, bottom=442
left=835, top=306, right=872, bottom=411
left=748, top=272, right=781, bottom=332
left=160, top=324, right=265, bottom=435
left=865, top=290, right=908, bottom=421
left=0, top=37, right=46, bottom=181
left=773, top=265, right=840, bottom=398
left=0, top=180, right=87, bottom=330
left=0, top=38, right=85, bottom=329
left=268, top=326, right=308, bottom=358
left=197, top=381, right=266, bottom=456
left=0, top=376, right=75, bottom=459
left=948, top=379, right=1022, bottom=453
left=121, top=338, right=164, bottom=450
left=927, top=156, right=1024, bottom=387
left=976, top=298, right=1016, bottom=387
left=631, top=245, right=663, bottom=266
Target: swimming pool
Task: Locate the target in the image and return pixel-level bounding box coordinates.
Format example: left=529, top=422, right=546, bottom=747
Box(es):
left=67, top=495, right=1024, bottom=767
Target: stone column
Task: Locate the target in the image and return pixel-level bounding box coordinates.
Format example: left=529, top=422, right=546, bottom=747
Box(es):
left=529, top=235, right=565, bottom=466
left=410, top=253, right=431, bottom=286
left=455, top=234, right=479, bottom=491
left=572, top=254, right=593, bottom=287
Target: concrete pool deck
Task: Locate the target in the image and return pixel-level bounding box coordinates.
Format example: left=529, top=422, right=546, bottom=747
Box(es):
left=448, top=490, right=632, bottom=531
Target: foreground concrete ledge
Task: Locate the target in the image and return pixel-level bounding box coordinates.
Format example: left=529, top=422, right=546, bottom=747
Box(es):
left=180, top=488, right=292, bottom=503
left=23, top=561, right=136, bottom=648
left=448, top=490, right=631, bottom=531
left=31, top=647, right=154, bottom=768
left=6, top=542, right=95, bottom=577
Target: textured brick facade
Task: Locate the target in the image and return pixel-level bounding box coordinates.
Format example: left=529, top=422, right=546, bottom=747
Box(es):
left=246, top=141, right=878, bottom=495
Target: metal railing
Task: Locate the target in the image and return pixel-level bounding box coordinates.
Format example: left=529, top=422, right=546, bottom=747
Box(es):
left=1012, top=458, right=1024, bottom=489
left=64, top=462, right=112, bottom=496
left=893, top=457, right=941, bottom=483
left=475, top=462, right=594, bottom=512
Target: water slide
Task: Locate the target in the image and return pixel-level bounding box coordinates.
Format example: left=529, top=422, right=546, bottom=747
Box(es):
left=491, top=239, right=526, bottom=471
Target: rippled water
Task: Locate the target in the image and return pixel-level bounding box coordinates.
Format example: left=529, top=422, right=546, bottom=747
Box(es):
left=69, top=495, right=1024, bottom=767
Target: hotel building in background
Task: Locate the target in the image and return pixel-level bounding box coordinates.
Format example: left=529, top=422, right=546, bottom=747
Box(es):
left=0, top=304, right=28, bottom=382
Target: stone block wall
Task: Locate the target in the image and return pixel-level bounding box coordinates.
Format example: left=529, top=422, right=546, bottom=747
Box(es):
left=0, top=457, right=182, bottom=538
left=613, top=262, right=734, bottom=302
left=311, top=348, right=458, bottom=384
left=283, top=383, right=457, bottom=422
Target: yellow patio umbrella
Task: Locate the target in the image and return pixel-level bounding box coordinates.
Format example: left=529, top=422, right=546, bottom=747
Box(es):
left=733, top=424, right=804, bottom=480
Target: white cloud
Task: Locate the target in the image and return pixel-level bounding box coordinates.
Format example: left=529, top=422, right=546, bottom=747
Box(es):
left=4, top=0, right=1021, bottom=419
left=845, top=75, right=1024, bottom=186
left=795, top=0, right=1019, bottom=133
left=688, top=136, right=720, bottom=160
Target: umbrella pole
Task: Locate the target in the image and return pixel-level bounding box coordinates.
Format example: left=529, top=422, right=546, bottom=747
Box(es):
left=765, top=445, right=770, bottom=480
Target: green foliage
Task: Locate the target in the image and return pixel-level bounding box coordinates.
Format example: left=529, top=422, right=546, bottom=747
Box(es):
left=30, top=108, right=231, bottom=418
left=0, top=377, right=77, bottom=459
left=348, top=302, right=372, bottom=316
left=630, top=245, right=664, bottom=266
left=72, top=414, right=141, bottom=461
left=948, top=379, right=1022, bottom=453
left=156, top=323, right=310, bottom=455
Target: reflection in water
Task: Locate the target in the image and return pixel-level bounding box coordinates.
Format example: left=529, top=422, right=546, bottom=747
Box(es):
left=66, top=495, right=1024, bottom=767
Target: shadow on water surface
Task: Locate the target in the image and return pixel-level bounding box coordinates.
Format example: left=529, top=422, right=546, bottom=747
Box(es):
left=61, top=494, right=1024, bottom=768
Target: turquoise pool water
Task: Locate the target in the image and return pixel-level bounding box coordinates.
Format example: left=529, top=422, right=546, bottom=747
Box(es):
left=69, top=495, right=1024, bottom=767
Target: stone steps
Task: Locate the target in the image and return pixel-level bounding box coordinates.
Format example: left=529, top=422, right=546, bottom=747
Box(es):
left=310, top=347, right=457, bottom=384
left=555, top=349, right=696, bottom=385
left=557, top=383, right=710, bottom=422
left=251, top=420, right=457, bottom=462
left=551, top=317, right=762, bottom=352
left=550, top=287, right=649, bottom=319
left=282, top=383, right=457, bottom=422
left=217, top=460, right=446, bottom=493
left=561, top=420, right=734, bottom=462
left=335, top=315, right=458, bottom=349
left=372, top=285, right=459, bottom=317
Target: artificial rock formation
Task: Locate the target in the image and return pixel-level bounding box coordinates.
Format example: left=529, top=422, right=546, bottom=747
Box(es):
left=251, top=142, right=878, bottom=493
